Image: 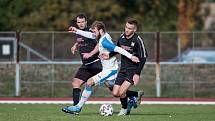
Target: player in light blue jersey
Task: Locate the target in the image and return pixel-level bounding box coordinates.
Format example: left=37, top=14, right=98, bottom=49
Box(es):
left=62, top=21, right=140, bottom=115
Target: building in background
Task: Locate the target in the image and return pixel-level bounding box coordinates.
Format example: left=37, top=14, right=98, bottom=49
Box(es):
left=202, top=2, right=215, bottom=31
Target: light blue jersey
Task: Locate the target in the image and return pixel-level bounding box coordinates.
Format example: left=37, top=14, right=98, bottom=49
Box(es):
left=98, top=33, right=118, bottom=70
left=75, top=30, right=133, bottom=85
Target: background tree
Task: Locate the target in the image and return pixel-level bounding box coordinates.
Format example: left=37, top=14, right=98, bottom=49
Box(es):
left=0, top=0, right=207, bottom=32
left=177, top=0, right=205, bottom=48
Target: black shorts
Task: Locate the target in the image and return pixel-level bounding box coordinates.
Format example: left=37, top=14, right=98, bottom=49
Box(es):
left=74, top=60, right=102, bottom=82
left=115, top=70, right=136, bottom=85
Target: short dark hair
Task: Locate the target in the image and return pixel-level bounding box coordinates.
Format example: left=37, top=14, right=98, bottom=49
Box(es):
left=69, top=13, right=87, bottom=27
left=91, top=21, right=106, bottom=33
left=76, top=13, right=87, bottom=21
left=126, top=18, right=138, bottom=27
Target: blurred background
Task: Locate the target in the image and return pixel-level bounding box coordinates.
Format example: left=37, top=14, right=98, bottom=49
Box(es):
left=0, top=0, right=215, bottom=31
left=0, top=0, right=215, bottom=98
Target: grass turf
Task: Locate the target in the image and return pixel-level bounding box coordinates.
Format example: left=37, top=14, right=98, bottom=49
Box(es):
left=0, top=104, right=214, bottom=121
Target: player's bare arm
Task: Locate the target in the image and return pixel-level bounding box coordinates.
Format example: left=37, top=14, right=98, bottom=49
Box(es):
left=82, top=43, right=99, bottom=59
left=71, top=42, right=78, bottom=54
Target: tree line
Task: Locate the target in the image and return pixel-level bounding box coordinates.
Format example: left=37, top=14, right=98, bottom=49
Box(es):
left=0, top=0, right=207, bottom=31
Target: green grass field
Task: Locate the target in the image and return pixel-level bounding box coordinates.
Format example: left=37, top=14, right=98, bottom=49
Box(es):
left=0, top=104, right=215, bottom=121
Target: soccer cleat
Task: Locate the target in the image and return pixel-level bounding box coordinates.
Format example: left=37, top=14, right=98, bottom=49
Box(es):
left=131, top=96, right=138, bottom=109
left=127, top=96, right=138, bottom=114
left=127, top=91, right=144, bottom=114
left=135, top=90, right=144, bottom=108
left=62, top=105, right=81, bottom=115
left=62, top=106, right=74, bottom=114
left=117, top=108, right=127, bottom=116
left=126, top=98, right=135, bottom=115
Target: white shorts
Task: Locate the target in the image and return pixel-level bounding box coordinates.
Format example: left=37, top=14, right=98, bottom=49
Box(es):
left=92, top=69, right=118, bottom=86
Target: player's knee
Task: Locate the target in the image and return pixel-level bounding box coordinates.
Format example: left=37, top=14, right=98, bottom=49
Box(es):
left=71, top=80, right=81, bottom=88
left=86, top=81, right=92, bottom=87
left=112, top=91, right=119, bottom=97
left=119, top=91, right=126, bottom=98
left=86, top=79, right=94, bottom=87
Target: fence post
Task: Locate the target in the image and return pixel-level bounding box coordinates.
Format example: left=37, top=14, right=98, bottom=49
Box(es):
left=15, top=31, right=20, bottom=96
left=155, top=32, right=161, bottom=97
left=192, top=32, right=196, bottom=98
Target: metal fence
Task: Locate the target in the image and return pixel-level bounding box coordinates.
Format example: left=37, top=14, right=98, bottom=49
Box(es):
left=0, top=31, right=215, bottom=98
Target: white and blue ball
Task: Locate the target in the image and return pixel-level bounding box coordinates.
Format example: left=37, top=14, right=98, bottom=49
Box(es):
left=99, top=104, right=113, bottom=116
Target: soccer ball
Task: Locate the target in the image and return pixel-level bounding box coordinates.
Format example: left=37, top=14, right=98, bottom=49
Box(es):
left=99, top=104, right=113, bottom=116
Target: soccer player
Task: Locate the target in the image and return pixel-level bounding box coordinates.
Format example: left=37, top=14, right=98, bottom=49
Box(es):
left=105, top=18, right=148, bottom=115
left=62, top=21, right=140, bottom=114
left=114, top=18, right=147, bottom=115
left=68, top=13, right=102, bottom=107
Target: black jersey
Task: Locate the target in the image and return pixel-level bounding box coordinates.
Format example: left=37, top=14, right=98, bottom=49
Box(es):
left=75, top=27, right=99, bottom=65
left=117, top=33, right=148, bottom=75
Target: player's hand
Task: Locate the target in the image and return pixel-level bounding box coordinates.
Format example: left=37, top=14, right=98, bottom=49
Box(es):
left=100, top=53, right=110, bottom=60
left=71, top=46, right=77, bottom=54
left=82, top=53, right=93, bottom=59
left=68, top=26, right=77, bottom=33
left=131, top=56, right=140, bottom=63
left=133, top=74, right=140, bottom=86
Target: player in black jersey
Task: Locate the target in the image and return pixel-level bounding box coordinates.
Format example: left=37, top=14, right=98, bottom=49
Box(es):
left=115, top=18, right=147, bottom=115
left=63, top=14, right=115, bottom=115
left=103, top=18, right=148, bottom=115
left=69, top=13, right=102, bottom=106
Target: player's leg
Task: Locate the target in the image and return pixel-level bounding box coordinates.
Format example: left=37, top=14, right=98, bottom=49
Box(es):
left=104, top=80, right=114, bottom=91
left=112, top=83, right=141, bottom=115
left=63, top=78, right=95, bottom=114
left=128, top=72, right=144, bottom=106
left=72, top=78, right=84, bottom=105
left=65, top=70, right=117, bottom=114
left=123, top=90, right=143, bottom=115
left=113, top=72, right=139, bottom=98
left=76, top=78, right=95, bottom=108
left=136, top=90, right=144, bottom=106
left=62, top=65, right=94, bottom=114
left=129, top=59, right=146, bottom=108
left=112, top=71, right=124, bottom=98
left=74, top=60, right=102, bottom=107
left=62, top=83, right=91, bottom=114
left=117, top=81, right=132, bottom=116
left=75, top=60, right=102, bottom=106
left=125, top=72, right=144, bottom=114
left=114, top=86, right=141, bottom=115
left=71, top=65, right=93, bottom=105
left=112, top=71, right=128, bottom=115
left=76, top=69, right=117, bottom=108
left=112, top=85, right=120, bottom=97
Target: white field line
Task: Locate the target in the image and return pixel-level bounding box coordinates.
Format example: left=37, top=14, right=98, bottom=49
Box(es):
left=0, top=100, right=215, bottom=105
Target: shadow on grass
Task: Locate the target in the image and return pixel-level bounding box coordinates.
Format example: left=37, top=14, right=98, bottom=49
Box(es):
left=76, top=111, right=170, bottom=116
left=129, top=113, right=170, bottom=116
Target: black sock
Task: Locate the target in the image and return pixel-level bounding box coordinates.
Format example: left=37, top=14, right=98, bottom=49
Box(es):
left=120, top=96, right=128, bottom=109
left=126, top=90, right=138, bottom=98
left=72, top=88, right=81, bottom=105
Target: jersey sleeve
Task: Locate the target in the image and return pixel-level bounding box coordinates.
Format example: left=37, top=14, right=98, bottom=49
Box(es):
left=109, top=40, right=119, bottom=57
left=101, top=37, right=132, bottom=59
left=135, top=36, right=147, bottom=75
left=75, top=29, right=96, bottom=39
left=101, top=37, right=116, bottom=52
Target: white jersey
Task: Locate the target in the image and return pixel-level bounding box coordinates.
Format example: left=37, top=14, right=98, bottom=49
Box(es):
left=98, top=33, right=118, bottom=70
left=75, top=30, right=133, bottom=85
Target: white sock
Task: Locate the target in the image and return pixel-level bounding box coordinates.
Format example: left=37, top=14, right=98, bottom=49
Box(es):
left=77, top=86, right=92, bottom=108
